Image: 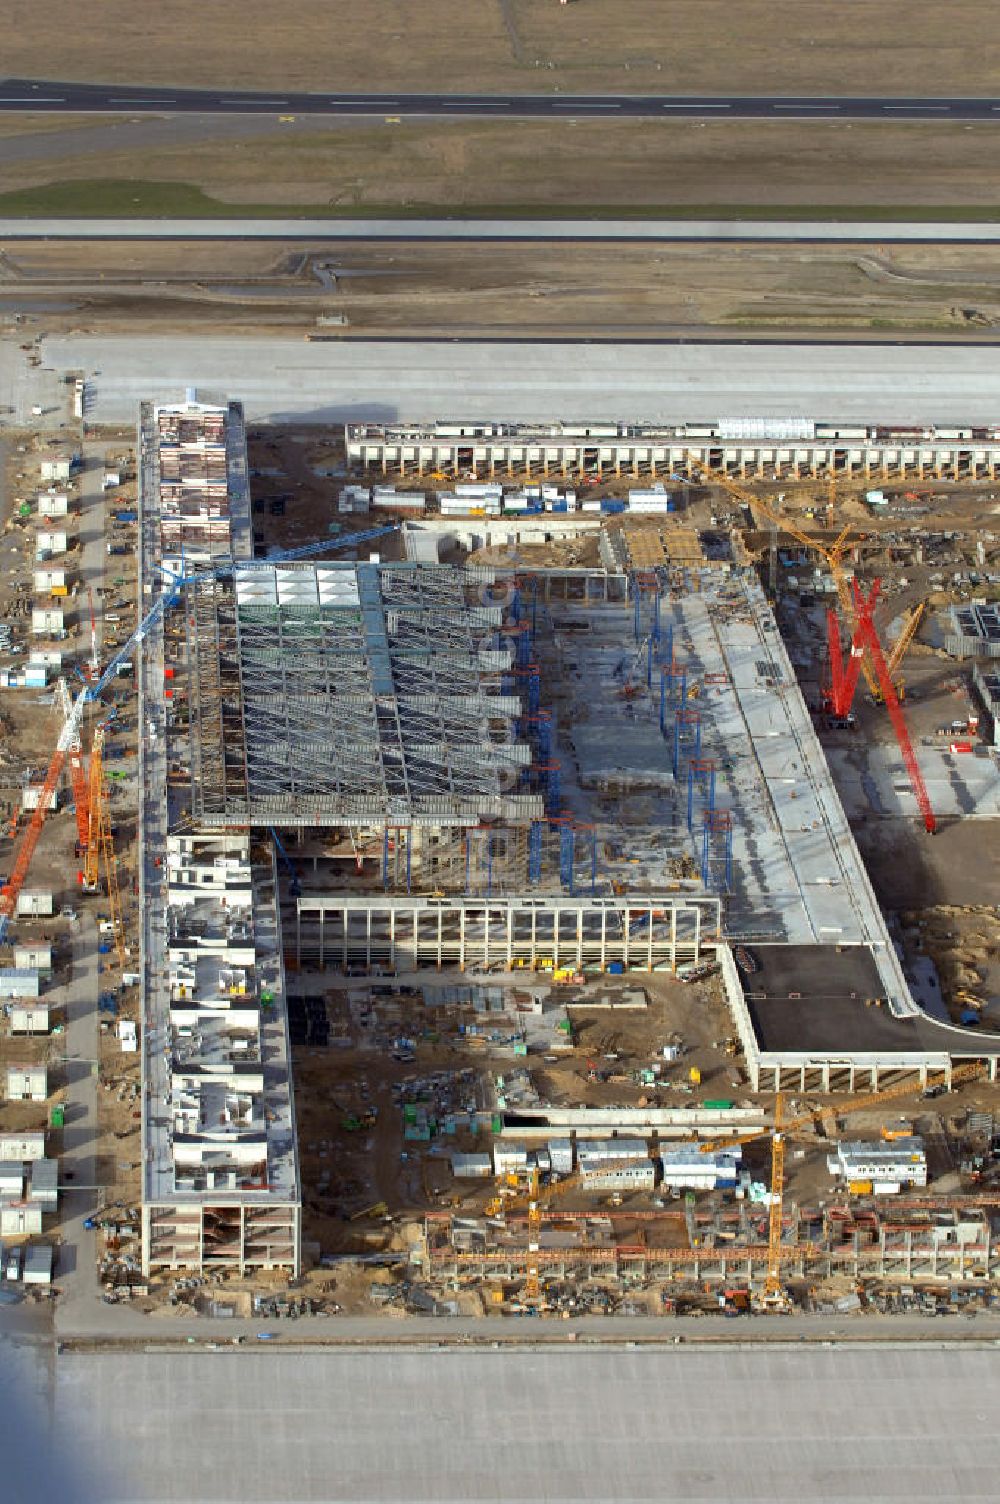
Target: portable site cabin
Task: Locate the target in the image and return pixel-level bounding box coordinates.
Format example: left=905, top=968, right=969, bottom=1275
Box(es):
left=5, top=1064, right=47, bottom=1102
left=11, top=1003, right=50, bottom=1036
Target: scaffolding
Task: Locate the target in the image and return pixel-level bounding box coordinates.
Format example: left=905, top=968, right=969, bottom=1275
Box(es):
left=193, top=560, right=544, bottom=833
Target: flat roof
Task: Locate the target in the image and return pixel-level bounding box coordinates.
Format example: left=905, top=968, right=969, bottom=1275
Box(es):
left=741, top=943, right=999, bottom=1057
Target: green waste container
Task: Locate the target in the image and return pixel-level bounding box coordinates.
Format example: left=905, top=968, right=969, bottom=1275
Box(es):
left=50, top=1105, right=65, bottom=1129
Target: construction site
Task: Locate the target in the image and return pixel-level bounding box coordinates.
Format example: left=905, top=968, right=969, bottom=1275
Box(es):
left=0, top=389, right=998, bottom=1320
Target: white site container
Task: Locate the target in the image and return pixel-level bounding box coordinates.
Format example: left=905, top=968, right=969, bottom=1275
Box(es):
left=450, top=1153, right=493, bottom=1180
left=31, top=607, right=64, bottom=636
left=15, top=891, right=53, bottom=917
left=0, top=1132, right=46, bottom=1163
left=11, top=1004, right=50, bottom=1036
left=37, top=492, right=68, bottom=517
left=33, top=569, right=66, bottom=593
left=548, top=1138, right=574, bottom=1175
left=35, top=531, right=67, bottom=559
left=21, top=785, right=59, bottom=814
left=0, top=1202, right=43, bottom=1237
left=40, top=457, right=72, bottom=482
left=492, top=1141, right=529, bottom=1177
left=13, top=944, right=52, bottom=972
left=5, top=1064, right=47, bottom=1101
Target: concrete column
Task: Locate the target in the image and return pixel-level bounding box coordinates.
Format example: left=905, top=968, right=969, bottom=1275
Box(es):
left=822, top=1063, right=830, bottom=1091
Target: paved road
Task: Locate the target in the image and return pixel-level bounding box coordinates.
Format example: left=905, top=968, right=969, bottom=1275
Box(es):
left=38, top=334, right=1000, bottom=427
left=3, top=79, right=1000, bottom=121
left=54, top=915, right=101, bottom=1326
left=8, top=217, right=1000, bottom=243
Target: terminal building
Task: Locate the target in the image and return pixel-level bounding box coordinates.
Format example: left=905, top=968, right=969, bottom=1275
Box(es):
left=137, top=399, right=1000, bottom=1274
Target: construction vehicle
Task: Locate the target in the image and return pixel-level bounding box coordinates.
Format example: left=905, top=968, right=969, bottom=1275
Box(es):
left=872, top=601, right=924, bottom=704
left=0, top=523, right=400, bottom=952
left=349, top=1200, right=389, bottom=1222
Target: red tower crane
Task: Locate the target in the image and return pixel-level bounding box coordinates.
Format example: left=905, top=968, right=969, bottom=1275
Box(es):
left=826, top=579, right=936, bottom=834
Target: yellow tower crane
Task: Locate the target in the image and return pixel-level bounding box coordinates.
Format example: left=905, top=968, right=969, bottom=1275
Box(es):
left=82, top=727, right=125, bottom=965
left=872, top=601, right=925, bottom=704
left=683, top=453, right=881, bottom=701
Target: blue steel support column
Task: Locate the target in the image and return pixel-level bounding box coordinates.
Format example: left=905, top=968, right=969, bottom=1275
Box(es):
left=687, top=763, right=696, bottom=831
left=560, top=824, right=575, bottom=894
left=487, top=835, right=493, bottom=897
left=405, top=834, right=411, bottom=895
left=528, top=667, right=540, bottom=715
left=589, top=829, right=597, bottom=896
left=382, top=827, right=390, bottom=891
left=529, top=821, right=543, bottom=885
left=660, top=670, right=667, bottom=734
left=465, top=832, right=471, bottom=895
left=646, top=635, right=653, bottom=689
left=517, top=628, right=532, bottom=668
left=653, top=590, right=661, bottom=645
left=546, top=765, right=561, bottom=818
left=633, top=576, right=641, bottom=641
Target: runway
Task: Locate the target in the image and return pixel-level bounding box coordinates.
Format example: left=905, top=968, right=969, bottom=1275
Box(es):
left=2, top=78, right=1000, bottom=121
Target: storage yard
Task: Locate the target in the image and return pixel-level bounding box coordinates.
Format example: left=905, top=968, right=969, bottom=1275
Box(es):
left=0, top=377, right=997, bottom=1324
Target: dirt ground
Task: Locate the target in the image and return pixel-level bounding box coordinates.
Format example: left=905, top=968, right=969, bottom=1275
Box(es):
left=2, top=118, right=1000, bottom=217
left=4, top=1, right=997, bottom=97
left=11, top=238, right=1000, bottom=340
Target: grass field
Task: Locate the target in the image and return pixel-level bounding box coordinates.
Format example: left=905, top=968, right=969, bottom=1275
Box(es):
left=3, top=0, right=998, bottom=97
left=0, top=120, right=998, bottom=217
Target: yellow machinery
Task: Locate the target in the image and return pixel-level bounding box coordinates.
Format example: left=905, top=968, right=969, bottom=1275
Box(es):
left=763, top=1093, right=787, bottom=1309
left=872, top=602, right=925, bottom=703
left=491, top=1066, right=989, bottom=1309
left=81, top=727, right=104, bottom=892
left=350, top=1200, right=389, bottom=1222
left=694, top=1063, right=988, bottom=1307
left=82, top=727, right=125, bottom=964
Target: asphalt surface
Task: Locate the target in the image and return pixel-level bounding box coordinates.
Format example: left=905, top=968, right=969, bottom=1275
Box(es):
left=9, top=217, right=1000, bottom=244
left=3, top=78, right=1000, bottom=120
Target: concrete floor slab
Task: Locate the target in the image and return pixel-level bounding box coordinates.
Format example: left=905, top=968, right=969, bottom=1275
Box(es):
left=45, top=1345, right=1000, bottom=1503
left=36, top=335, right=1000, bottom=427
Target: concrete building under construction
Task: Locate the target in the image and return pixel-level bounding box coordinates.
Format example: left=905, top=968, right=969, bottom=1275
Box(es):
left=136, top=398, right=1000, bottom=1277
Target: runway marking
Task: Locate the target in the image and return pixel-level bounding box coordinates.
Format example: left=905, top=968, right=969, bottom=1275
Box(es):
left=661, top=103, right=731, bottom=110
left=883, top=104, right=951, bottom=111
left=773, top=103, right=840, bottom=111
left=219, top=98, right=290, bottom=106
left=554, top=101, right=620, bottom=109
left=109, top=98, right=177, bottom=105
left=0, top=96, right=65, bottom=102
